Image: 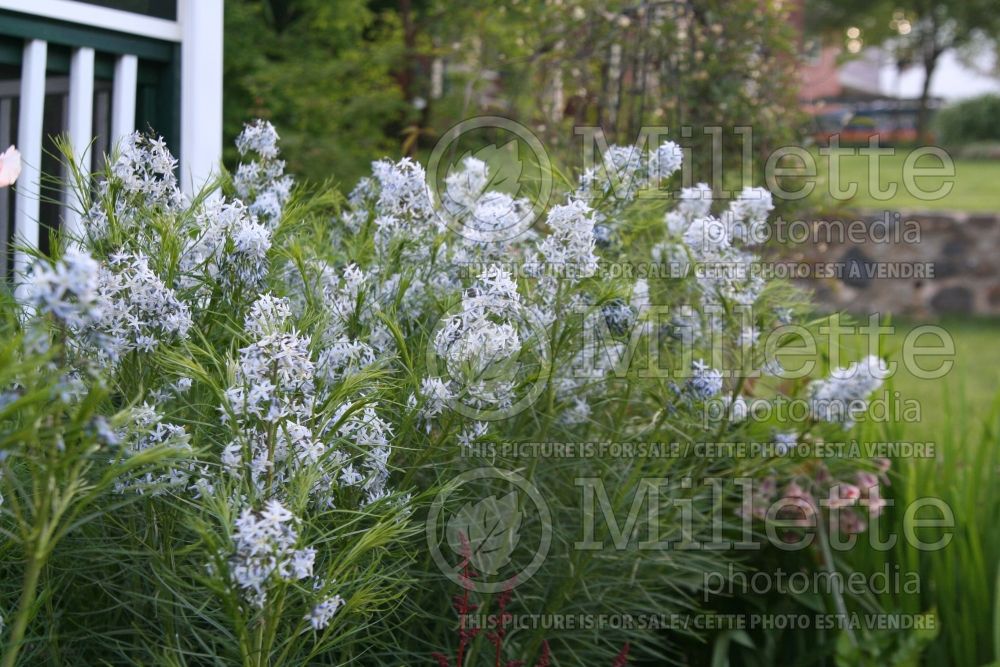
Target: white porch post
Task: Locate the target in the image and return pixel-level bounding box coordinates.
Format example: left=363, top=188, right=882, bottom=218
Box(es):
left=65, top=46, right=95, bottom=239
left=14, top=39, right=47, bottom=287
left=111, top=54, right=138, bottom=149
left=178, top=0, right=223, bottom=194
left=0, top=98, right=12, bottom=278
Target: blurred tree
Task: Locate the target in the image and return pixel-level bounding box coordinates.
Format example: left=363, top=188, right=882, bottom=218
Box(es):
left=806, top=0, right=1000, bottom=141
left=415, top=0, right=803, bottom=189
left=223, top=0, right=411, bottom=186
left=223, top=0, right=803, bottom=191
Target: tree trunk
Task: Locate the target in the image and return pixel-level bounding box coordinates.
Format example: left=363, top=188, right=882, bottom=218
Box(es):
left=916, top=35, right=941, bottom=145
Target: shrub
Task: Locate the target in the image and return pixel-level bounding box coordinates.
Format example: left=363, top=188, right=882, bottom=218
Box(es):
left=0, top=122, right=888, bottom=665
left=935, top=94, right=1000, bottom=147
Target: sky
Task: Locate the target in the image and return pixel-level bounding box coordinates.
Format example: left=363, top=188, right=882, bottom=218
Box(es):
left=879, top=48, right=1000, bottom=101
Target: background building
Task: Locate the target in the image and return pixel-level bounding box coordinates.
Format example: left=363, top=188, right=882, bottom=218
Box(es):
left=0, top=0, right=223, bottom=279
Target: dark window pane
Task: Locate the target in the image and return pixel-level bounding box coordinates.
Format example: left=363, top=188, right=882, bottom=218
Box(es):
left=0, top=94, right=15, bottom=279
left=39, top=91, right=68, bottom=254
left=67, top=0, right=177, bottom=21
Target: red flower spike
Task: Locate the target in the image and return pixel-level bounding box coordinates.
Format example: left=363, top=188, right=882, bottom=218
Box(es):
left=534, top=640, right=551, bottom=667
left=611, top=642, right=631, bottom=667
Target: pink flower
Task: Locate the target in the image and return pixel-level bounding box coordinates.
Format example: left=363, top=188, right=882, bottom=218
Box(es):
left=775, top=481, right=816, bottom=525
left=856, top=471, right=879, bottom=491
left=0, top=145, right=21, bottom=187
left=874, top=457, right=892, bottom=485
left=839, top=509, right=867, bottom=534
left=862, top=484, right=887, bottom=517
left=866, top=494, right=887, bottom=517
left=826, top=483, right=861, bottom=509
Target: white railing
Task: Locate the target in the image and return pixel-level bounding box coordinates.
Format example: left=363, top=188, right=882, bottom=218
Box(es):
left=0, top=0, right=223, bottom=282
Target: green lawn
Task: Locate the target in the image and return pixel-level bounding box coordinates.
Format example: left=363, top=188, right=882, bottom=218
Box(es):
left=804, top=148, right=1000, bottom=212
left=839, top=316, right=1000, bottom=442
left=771, top=315, right=1000, bottom=444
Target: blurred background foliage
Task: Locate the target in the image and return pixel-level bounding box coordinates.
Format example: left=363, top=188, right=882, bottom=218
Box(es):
left=934, top=93, right=1000, bottom=147
left=223, top=0, right=804, bottom=189
left=223, top=0, right=410, bottom=185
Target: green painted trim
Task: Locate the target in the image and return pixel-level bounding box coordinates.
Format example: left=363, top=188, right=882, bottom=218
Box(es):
left=0, top=37, right=126, bottom=80
left=95, top=52, right=115, bottom=79
left=0, top=9, right=174, bottom=61
left=45, top=43, right=71, bottom=73
left=0, top=38, right=19, bottom=67
left=36, top=45, right=115, bottom=78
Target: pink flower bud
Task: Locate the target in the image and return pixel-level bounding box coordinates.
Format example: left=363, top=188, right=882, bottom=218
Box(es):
left=826, top=483, right=861, bottom=509
left=0, top=145, right=21, bottom=187
left=856, top=471, right=879, bottom=491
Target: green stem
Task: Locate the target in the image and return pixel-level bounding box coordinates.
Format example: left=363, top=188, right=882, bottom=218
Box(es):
left=2, top=458, right=56, bottom=667
left=816, top=507, right=857, bottom=647
left=2, top=544, right=45, bottom=667
left=712, top=374, right=747, bottom=443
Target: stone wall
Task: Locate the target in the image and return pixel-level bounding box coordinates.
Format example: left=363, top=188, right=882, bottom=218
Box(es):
left=774, top=209, right=1000, bottom=317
